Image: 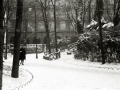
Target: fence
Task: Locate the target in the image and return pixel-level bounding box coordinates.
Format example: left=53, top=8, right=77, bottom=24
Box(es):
left=26, top=44, right=46, bottom=53
left=4, top=44, right=46, bottom=54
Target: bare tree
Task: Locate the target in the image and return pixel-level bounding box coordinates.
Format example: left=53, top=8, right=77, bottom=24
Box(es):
left=113, top=0, right=120, bottom=26
left=88, top=0, right=92, bottom=23
left=65, top=0, right=91, bottom=34
left=11, top=0, right=23, bottom=78
left=94, top=0, right=104, bottom=20
left=50, top=0, right=58, bottom=58
left=37, top=0, right=51, bottom=54
left=65, top=0, right=82, bottom=34
left=0, top=0, right=4, bottom=89
left=104, top=0, right=113, bottom=21
left=65, top=1, right=77, bottom=33
left=4, top=0, right=14, bottom=59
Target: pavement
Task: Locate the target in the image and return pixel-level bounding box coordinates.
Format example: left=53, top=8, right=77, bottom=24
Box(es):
left=3, top=52, right=120, bottom=90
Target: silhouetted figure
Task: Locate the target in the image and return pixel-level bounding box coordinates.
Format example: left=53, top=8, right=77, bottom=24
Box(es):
left=19, top=46, right=26, bottom=65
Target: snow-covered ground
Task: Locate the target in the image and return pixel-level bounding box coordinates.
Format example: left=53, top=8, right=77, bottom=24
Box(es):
left=3, top=52, right=120, bottom=90
left=3, top=53, right=33, bottom=90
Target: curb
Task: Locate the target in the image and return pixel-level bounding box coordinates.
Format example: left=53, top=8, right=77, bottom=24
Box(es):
left=13, top=68, right=34, bottom=90
left=3, top=65, right=34, bottom=90
left=65, top=60, right=120, bottom=71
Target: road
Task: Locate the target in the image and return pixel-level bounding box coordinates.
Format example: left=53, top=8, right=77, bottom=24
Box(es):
left=18, top=53, right=120, bottom=90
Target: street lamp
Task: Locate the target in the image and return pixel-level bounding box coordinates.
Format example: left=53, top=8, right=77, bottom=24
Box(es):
left=29, top=1, right=38, bottom=59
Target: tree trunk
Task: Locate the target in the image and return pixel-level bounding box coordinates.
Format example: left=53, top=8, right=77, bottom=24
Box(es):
left=11, top=0, right=23, bottom=78
left=88, top=0, right=91, bottom=23
left=0, top=0, right=4, bottom=89
left=51, top=0, right=58, bottom=58
left=94, top=0, right=104, bottom=20
left=39, top=0, right=51, bottom=54
left=113, top=0, right=120, bottom=26
left=97, top=0, right=105, bottom=64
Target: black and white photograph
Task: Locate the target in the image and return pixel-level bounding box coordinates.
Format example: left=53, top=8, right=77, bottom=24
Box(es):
left=0, top=0, right=120, bottom=90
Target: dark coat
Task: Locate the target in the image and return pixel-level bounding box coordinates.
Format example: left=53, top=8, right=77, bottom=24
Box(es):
left=19, top=47, right=26, bottom=60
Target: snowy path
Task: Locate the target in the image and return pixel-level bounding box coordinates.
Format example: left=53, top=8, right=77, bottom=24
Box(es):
left=5, top=53, right=120, bottom=90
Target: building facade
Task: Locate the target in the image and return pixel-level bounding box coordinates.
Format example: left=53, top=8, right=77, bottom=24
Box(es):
left=8, top=0, right=77, bottom=45
left=7, top=0, right=114, bottom=44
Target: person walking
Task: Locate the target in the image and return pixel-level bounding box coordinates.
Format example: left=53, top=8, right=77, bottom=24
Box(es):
left=19, top=45, right=26, bottom=65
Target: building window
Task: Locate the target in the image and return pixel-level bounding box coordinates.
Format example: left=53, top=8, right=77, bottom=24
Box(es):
left=56, top=0, right=64, bottom=9
left=109, top=0, right=114, bottom=4
left=8, top=21, right=15, bottom=30
left=70, top=24, right=74, bottom=31
left=49, top=22, right=54, bottom=31
left=48, top=1, right=53, bottom=8
left=28, top=22, right=35, bottom=32
left=49, top=10, right=54, bottom=18
left=37, top=11, right=42, bottom=19
left=59, top=13, right=66, bottom=19
left=37, top=22, right=45, bottom=31
left=60, top=21, right=66, bottom=31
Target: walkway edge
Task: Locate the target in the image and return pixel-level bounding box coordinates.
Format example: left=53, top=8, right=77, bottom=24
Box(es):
left=64, top=59, right=120, bottom=71
left=13, top=68, right=34, bottom=90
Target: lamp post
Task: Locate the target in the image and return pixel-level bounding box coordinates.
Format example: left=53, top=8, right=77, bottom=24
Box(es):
left=29, top=1, right=38, bottom=59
